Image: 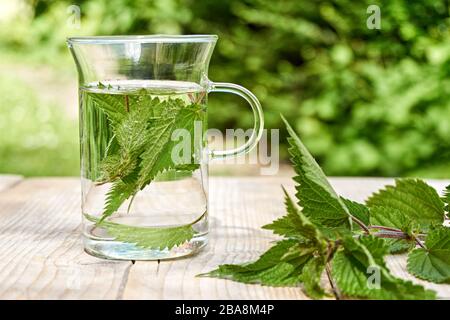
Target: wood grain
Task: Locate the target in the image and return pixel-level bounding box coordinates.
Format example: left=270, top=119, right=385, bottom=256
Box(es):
left=0, top=178, right=132, bottom=299
left=0, top=176, right=449, bottom=299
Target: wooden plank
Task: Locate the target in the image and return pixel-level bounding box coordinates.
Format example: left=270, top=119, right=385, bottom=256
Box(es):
left=0, top=178, right=132, bottom=299
left=0, top=176, right=448, bottom=299
left=0, top=175, right=23, bottom=192
left=124, top=177, right=450, bottom=300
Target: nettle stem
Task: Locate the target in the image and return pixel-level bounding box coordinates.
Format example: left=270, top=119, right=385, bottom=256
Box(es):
left=369, top=226, right=427, bottom=249
left=412, top=235, right=426, bottom=249
left=370, top=225, right=402, bottom=232
left=352, top=219, right=427, bottom=248
left=324, top=242, right=342, bottom=300
left=325, top=262, right=341, bottom=300
left=372, top=230, right=408, bottom=239
left=351, top=216, right=370, bottom=234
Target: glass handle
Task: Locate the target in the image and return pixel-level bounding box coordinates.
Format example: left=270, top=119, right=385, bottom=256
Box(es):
left=208, top=82, right=264, bottom=160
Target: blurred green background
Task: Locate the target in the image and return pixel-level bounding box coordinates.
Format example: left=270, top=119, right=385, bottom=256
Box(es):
left=1, top=0, right=450, bottom=177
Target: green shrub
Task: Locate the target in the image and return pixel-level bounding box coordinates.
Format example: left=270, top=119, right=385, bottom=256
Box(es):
left=0, top=76, right=79, bottom=176
left=2, top=0, right=450, bottom=177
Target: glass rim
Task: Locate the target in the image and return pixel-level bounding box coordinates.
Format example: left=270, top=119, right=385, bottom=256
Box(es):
left=67, top=34, right=218, bottom=44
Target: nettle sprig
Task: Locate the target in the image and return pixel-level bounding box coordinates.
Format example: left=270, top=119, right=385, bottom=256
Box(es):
left=201, top=116, right=450, bottom=300
left=84, top=85, right=204, bottom=250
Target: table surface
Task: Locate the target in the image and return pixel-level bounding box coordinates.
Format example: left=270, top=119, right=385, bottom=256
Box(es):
left=0, top=175, right=449, bottom=300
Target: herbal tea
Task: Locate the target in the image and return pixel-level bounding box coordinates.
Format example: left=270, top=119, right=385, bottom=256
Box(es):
left=80, top=80, right=208, bottom=259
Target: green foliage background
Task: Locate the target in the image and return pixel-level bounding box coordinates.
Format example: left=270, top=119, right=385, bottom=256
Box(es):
left=1, top=0, right=450, bottom=177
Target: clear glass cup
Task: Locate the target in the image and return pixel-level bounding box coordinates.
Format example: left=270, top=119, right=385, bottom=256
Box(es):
left=67, top=35, right=264, bottom=260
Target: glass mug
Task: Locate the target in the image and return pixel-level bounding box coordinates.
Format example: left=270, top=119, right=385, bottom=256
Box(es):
left=67, top=35, right=263, bottom=260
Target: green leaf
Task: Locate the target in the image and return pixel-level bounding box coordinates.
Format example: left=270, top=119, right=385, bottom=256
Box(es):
left=101, top=169, right=139, bottom=221
left=407, top=227, right=450, bottom=283
left=332, top=236, right=436, bottom=300
left=85, top=214, right=197, bottom=250
left=367, top=179, right=444, bottom=232
left=199, top=240, right=313, bottom=286
left=99, top=154, right=137, bottom=181
left=202, top=189, right=330, bottom=297
left=383, top=238, right=415, bottom=254
left=282, top=116, right=352, bottom=230
left=95, top=95, right=203, bottom=221
left=138, top=101, right=203, bottom=188
left=114, top=100, right=159, bottom=155
left=300, top=256, right=327, bottom=299
left=87, top=92, right=128, bottom=122
left=263, top=187, right=327, bottom=247
left=358, top=236, right=389, bottom=265
left=341, top=197, right=370, bottom=226
left=370, top=206, right=417, bottom=235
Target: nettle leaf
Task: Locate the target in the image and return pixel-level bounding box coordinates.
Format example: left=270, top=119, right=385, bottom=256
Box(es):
left=86, top=214, right=195, bottom=250
left=138, top=101, right=203, bottom=188
left=199, top=240, right=312, bottom=287
left=341, top=197, right=370, bottom=226
left=114, top=100, right=159, bottom=155
left=370, top=206, right=417, bottom=235
left=203, top=190, right=329, bottom=294
left=383, top=238, right=415, bottom=254
left=367, top=179, right=444, bottom=232
left=97, top=97, right=203, bottom=221
left=282, top=116, right=352, bottom=230
left=263, top=187, right=327, bottom=247
left=358, top=236, right=390, bottom=265
left=99, top=154, right=137, bottom=181
left=332, top=236, right=436, bottom=300
left=300, top=256, right=327, bottom=299
left=407, top=227, right=450, bottom=283
left=101, top=168, right=140, bottom=221
left=202, top=117, right=439, bottom=300
left=87, top=92, right=128, bottom=122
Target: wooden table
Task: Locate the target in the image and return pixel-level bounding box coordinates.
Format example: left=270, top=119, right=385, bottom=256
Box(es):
left=0, top=175, right=449, bottom=300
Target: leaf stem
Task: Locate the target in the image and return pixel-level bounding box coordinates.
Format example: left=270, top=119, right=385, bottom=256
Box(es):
left=324, top=242, right=342, bottom=300
left=370, top=226, right=427, bottom=248
left=412, top=234, right=426, bottom=249
left=351, top=216, right=370, bottom=234
left=372, top=230, right=409, bottom=239
left=369, top=225, right=402, bottom=233
left=325, top=262, right=342, bottom=300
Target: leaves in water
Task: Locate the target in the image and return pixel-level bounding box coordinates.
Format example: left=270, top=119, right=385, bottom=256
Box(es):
left=86, top=90, right=204, bottom=221
left=86, top=214, right=198, bottom=250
